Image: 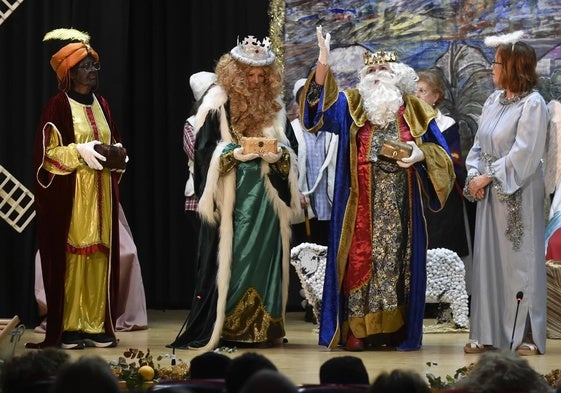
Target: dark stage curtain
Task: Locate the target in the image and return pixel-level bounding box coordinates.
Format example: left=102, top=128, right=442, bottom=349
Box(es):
left=0, top=0, right=271, bottom=326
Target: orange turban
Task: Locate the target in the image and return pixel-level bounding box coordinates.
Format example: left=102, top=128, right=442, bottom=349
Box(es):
left=50, top=42, right=99, bottom=82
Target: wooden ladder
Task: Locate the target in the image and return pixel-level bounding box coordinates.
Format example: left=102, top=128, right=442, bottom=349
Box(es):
left=0, top=0, right=25, bottom=26
left=0, top=164, right=35, bottom=233
left=0, top=315, right=24, bottom=360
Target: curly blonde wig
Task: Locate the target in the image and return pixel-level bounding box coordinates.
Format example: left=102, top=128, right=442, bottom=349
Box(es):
left=215, top=54, right=283, bottom=137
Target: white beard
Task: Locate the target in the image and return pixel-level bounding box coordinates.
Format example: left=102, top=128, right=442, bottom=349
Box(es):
left=358, top=71, right=403, bottom=127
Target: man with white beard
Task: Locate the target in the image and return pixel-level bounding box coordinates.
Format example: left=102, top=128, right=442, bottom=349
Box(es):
left=299, top=27, right=455, bottom=351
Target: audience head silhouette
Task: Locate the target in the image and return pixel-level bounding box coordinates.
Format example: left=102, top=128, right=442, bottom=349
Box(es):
left=368, top=369, right=430, bottom=393
left=1, top=347, right=71, bottom=393
left=319, top=356, right=369, bottom=385
left=224, top=352, right=277, bottom=393
left=452, top=350, right=553, bottom=393
left=51, top=355, right=120, bottom=393
left=189, top=351, right=232, bottom=379
left=239, top=369, right=297, bottom=393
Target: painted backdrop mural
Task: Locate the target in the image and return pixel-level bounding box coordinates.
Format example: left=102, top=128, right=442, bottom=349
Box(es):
left=275, top=0, right=561, bottom=158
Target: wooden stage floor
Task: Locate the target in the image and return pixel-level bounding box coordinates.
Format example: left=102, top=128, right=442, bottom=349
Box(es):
left=12, top=309, right=561, bottom=386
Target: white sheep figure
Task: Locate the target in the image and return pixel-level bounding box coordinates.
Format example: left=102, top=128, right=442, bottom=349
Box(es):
left=291, top=243, right=469, bottom=329
left=426, top=248, right=470, bottom=328
left=290, top=242, right=327, bottom=324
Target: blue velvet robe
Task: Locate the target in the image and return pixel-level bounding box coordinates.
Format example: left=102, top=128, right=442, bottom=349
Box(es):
left=301, top=70, right=455, bottom=350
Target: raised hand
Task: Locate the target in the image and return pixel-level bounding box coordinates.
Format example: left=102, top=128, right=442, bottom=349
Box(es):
left=316, top=26, right=331, bottom=66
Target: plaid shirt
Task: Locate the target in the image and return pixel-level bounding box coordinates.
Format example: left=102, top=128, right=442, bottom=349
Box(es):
left=183, top=118, right=198, bottom=212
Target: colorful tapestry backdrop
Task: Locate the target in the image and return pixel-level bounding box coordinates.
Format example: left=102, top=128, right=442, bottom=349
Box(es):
left=275, top=0, right=561, bottom=159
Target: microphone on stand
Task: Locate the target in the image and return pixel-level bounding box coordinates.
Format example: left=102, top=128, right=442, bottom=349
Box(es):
left=169, top=293, right=202, bottom=365
left=510, top=291, right=524, bottom=350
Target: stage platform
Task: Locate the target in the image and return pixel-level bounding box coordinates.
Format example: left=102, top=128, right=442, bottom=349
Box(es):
left=11, top=310, right=561, bottom=386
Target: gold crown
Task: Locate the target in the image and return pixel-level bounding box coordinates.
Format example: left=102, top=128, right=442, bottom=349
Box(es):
left=363, top=50, right=398, bottom=65
left=230, top=35, right=275, bottom=66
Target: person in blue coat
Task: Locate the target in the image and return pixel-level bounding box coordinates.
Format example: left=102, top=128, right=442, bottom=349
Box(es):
left=300, top=27, right=455, bottom=351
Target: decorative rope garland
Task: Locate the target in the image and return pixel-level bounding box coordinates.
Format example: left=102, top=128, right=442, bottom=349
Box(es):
left=268, top=0, right=285, bottom=73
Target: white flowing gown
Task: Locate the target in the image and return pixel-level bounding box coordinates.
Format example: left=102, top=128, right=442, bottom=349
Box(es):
left=465, top=90, right=547, bottom=353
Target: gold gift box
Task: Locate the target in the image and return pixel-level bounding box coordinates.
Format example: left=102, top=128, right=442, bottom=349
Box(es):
left=379, top=139, right=412, bottom=161
left=241, top=137, right=278, bottom=154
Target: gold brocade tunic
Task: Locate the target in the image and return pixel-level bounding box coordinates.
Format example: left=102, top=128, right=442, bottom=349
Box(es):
left=43, top=96, right=112, bottom=254
left=344, top=120, right=411, bottom=340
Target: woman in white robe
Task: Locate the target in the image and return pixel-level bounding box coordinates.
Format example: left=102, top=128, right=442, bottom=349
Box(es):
left=463, top=33, right=547, bottom=355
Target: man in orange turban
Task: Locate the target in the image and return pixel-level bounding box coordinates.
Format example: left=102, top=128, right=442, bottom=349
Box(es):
left=28, top=28, right=123, bottom=350
left=43, top=28, right=99, bottom=91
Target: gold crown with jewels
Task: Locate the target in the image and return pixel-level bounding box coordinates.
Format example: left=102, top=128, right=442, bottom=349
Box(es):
left=363, top=49, right=398, bottom=65
left=230, top=35, right=275, bottom=66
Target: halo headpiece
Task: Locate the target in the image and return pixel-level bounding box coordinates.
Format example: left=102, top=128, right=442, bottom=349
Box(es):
left=484, top=30, right=525, bottom=49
